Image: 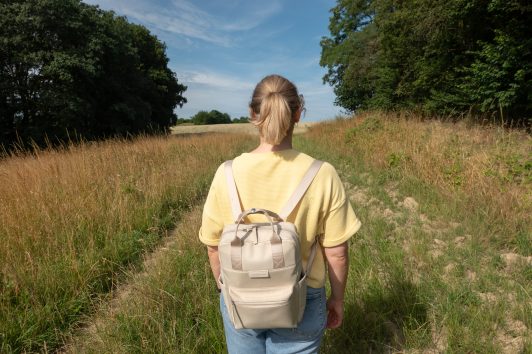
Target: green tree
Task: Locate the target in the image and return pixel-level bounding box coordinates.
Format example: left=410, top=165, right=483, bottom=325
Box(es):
left=320, top=0, right=378, bottom=111
left=191, top=110, right=232, bottom=125
left=191, top=110, right=210, bottom=125
left=0, top=0, right=187, bottom=151
left=232, top=116, right=249, bottom=123
left=459, top=1, right=531, bottom=121
left=320, top=0, right=531, bottom=124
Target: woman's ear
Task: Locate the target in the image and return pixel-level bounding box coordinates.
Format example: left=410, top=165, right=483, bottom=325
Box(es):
left=293, top=107, right=302, bottom=123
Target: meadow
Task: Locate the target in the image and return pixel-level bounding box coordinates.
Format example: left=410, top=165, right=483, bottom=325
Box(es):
left=301, top=112, right=531, bottom=353
left=1, top=113, right=530, bottom=353
left=0, top=133, right=255, bottom=352
left=170, top=122, right=317, bottom=135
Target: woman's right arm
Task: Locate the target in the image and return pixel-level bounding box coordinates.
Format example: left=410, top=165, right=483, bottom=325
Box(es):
left=207, top=245, right=221, bottom=290
left=199, top=164, right=225, bottom=290
left=323, top=241, right=349, bottom=329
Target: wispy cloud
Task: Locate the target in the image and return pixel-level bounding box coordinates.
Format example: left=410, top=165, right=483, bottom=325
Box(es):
left=217, top=1, right=282, bottom=32
left=174, top=69, right=341, bottom=121
left=82, top=0, right=340, bottom=121
left=176, top=70, right=254, bottom=91
left=177, top=84, right=250, bottom=118
left=83, top=0, right=282, bottom=47
left=172, top=69, right=254, bottom=118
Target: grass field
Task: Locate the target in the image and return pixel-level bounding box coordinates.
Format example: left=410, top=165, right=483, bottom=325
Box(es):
left=300, top=113, right=531, bottom=353
left=0, top=133, right=255, bottom=352
left=170, top=122, right=317, bottom=136
left=1, top=114, right=530, bottom=353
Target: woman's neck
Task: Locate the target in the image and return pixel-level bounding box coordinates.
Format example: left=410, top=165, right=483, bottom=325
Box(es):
left=251, top=135, right=293, bottom=153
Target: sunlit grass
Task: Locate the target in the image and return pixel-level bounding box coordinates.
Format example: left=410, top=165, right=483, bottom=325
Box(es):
left=0, top=133, right=255, bottom=352
left=64, top=205, right=225, bottom=353
left=2, top=114, right=530, bottom=353
left=309, top=112, right=531, bottom=251
left=300, top=112, right=531, bottom=353
left=67, top=115, right=530, bottom=353
left=170, top=122, right=317, bottom=136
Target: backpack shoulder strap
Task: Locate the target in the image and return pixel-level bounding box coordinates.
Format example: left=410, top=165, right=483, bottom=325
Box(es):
left=224, top=160, right=242, bottom=222
left=279, top=159, right=323, bottom=221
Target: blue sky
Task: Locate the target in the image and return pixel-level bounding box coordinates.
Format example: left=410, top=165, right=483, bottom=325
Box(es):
left=82, top=0, right=341, bottom=121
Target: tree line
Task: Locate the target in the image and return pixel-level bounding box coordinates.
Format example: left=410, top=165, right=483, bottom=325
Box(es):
left=320, top=0, right=531, bottom=125
left=176, top=110, right=249, bottom=125
left=0, top=0, right=187, bottom=152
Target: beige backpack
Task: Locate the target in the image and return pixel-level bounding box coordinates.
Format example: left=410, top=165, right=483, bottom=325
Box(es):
left=218, top=159, right=323, bottom=329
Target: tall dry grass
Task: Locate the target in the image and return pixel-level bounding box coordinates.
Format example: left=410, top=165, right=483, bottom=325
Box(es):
left=307, top=112, right=531, bottom=247
left=170, top=122, right=317, bottom=135
left=297, top=113, right=531, bottom=352
left=0, top=133, right=255, bottom=352
left=43, top=117, right=530, bottom=353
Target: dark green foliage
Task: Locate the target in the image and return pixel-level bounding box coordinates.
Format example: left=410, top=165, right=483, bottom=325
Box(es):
left=175, top=118, right=192, bottom=124
left=191, top=110, right=232, bottom=125
left=0, top=0, right=187, bottom=151
left=232, top=116, right=249, bottom=123
left=321, top=0, right=531, bottom=125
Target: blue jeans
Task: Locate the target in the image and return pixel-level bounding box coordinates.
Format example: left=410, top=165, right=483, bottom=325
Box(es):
left=220, top=287, right=327, bottom=354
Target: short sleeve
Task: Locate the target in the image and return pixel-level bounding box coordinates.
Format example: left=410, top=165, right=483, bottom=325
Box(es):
left=320, top=165, right=361, bottom=248
left=198, top=164, right=225, bottom=246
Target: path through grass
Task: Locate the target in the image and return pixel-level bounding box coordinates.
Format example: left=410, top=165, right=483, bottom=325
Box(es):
left=9, top=115, right=531, bottom=353
left=0, top=133, right=254, bottom=352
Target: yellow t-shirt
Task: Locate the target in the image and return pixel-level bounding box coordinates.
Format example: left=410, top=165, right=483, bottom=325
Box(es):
left=199, top=148, right=361, bottom=288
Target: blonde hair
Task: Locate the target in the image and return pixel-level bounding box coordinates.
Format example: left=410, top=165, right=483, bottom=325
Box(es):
left=249, top=75, right=304, bottom=145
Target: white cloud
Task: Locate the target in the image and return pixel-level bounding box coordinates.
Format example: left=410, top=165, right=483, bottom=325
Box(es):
left=176, top=83, right=250, bottom=119
left=173, top=69, right=254, bottom=118
left=83, top=0, right=282, bottom=47
left=217, top=1, right=282, bottom=32
left=82, top=0, right=340, bottom=121
left=174, top=70, right=341, bottom=121
left=176, top=70, right=255, bottom=91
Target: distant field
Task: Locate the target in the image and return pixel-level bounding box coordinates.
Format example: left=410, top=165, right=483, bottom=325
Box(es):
left=170, top=122, right=318, bottom=135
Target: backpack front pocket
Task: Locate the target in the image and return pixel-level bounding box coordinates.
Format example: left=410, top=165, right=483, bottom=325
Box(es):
left=228, top=286, right=299, bottom=329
